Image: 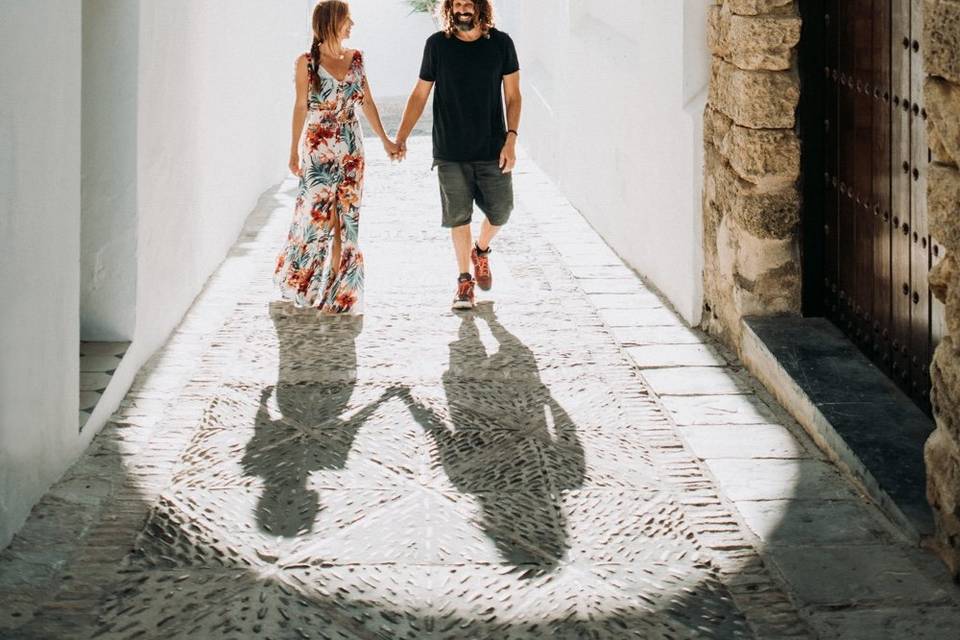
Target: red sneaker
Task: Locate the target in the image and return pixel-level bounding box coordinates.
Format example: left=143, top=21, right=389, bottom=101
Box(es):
left=452, top=275, right=476, bottom=310
left=471, top=244, right=492, bottom=291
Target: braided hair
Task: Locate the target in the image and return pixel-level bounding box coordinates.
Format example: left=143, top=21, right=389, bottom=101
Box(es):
left=309, top=1, right=350, bottom=92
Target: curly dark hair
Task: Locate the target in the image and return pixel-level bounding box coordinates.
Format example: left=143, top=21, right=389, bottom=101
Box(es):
left=436, top=0, right=496, bottom=37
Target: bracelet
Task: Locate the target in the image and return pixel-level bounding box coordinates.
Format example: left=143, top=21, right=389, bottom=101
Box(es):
left=506, top=129, right=518, bottom=138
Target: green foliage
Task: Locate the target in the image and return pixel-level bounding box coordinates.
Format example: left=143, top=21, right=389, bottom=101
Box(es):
left=407, top=0, right=438, bottom=14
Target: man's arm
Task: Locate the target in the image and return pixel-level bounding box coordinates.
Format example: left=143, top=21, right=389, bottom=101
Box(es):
left=499, top=71, right=522, bottom=173
left=395, top=79, right=434, bottom=160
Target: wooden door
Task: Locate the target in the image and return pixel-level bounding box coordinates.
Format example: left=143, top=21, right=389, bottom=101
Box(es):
left=801, top=0, right=945, bottom=413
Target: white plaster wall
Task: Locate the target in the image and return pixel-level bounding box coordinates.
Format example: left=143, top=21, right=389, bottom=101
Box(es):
left=130, top=0, right=306, bottom=357
left=0, top=1, right=83, bottom=548
left=81, top=0, right=139, bottom=341
left=348, top=0, right=438, bottom=100
left=501, top=0, right=710, bottom=324
left=0, top=0, right=308, bottom=549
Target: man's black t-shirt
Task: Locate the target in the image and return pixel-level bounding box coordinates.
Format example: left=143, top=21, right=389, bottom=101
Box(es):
left=418, top=28, right=520, bottom=162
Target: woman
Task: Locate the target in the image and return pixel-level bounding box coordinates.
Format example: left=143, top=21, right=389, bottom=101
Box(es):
left=274, top=0, right=399, bottom=314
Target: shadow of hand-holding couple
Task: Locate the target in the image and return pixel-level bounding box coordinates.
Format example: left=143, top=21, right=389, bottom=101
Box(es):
left=243, top=301, right=584, bottom=569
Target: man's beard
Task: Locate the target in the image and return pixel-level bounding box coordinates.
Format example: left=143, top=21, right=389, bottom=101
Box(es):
left=454, top=12, right=476, bottom=32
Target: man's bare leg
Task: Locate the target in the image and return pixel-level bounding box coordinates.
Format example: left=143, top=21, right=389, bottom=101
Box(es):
left=476, top=218, right=500, bottom=252
left=452, top=224, right=473, bottom=275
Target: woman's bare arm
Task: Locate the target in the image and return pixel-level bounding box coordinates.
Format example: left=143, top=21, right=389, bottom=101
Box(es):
left=360, top=78, right=391, bottom=144
left=395, top=79, right=434, bottom=160
left=289, top=55, right=309, bottom=176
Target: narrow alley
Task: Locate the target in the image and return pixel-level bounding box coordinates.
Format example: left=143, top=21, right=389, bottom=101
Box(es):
left=1, top=138, right=957, bottom=639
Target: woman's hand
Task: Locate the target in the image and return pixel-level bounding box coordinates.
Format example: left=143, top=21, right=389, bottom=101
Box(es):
left=383, top=138, right=401, bottom=161
left=288, top=152, right=301, bottom=177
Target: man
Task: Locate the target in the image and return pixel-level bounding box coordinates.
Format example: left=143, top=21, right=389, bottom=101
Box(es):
left=395, top=0, right=522, bottom=310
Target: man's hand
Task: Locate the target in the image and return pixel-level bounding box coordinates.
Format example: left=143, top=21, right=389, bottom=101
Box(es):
left=396, top=137, right=408, bottom=162
left=498, top=138, right=517, bottom=174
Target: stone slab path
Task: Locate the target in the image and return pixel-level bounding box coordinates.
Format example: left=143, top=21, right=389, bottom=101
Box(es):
left=1, top=138, right=958, bottom=639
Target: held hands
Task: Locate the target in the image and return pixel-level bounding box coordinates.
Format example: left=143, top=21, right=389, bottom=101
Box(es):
left=383, top=138, right=401, bottom=161
left=386, top=136, right=408, bottom=163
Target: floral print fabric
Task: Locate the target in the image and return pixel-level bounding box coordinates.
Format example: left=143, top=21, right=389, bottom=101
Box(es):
left=274, top=50, right=366, bottom=314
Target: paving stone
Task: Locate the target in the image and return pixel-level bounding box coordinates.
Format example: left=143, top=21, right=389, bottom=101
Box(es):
left=598, top=307, right=680, bottom=327
left=809, top=606, right=960, bottom=640
left=644, top=366, right=754, bottom=395
left=610, top=324, right=706, bottom=345
left=768, top=545, right=951, bottom=607
left=735, top=499, right=899, bottom=546
left=706, top=458, right=859, bottom=501
left=627, top=344, right=728, bottom=368
left=661, top=394, right=778, bottom=424
left=585, top=292, right=664, bottom=309
left=79, top=371, right=112, bottom=392
left=678, top=424, right=811, bottom=459
left=78, top=354, right=123, bottom=373
left=79, top=391, right=101, bottom=411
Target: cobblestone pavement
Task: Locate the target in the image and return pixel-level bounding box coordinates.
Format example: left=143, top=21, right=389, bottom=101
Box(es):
left=2, top=138, right=959, bottom=639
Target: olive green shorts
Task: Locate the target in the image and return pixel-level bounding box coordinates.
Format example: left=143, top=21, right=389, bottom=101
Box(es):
left=434, top=159, right=514, bottom=228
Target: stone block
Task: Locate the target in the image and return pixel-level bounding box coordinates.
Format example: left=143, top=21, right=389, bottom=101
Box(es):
left=734, top=259, right=802, bottom=317
left=925, top=0, right=960, bottom=85
left=925, top=77, right=960, bottom=167
left=928, top=124, right=956, bottom=166
left=725, top=0, right=795, bottom=16
left=925, top=427, right=960, bottom=577
left=735, top=228, right=798, bottom=283
left=929, top=253, right=956, bottom=305
left=704, top=105, right=733, bottom=150
left=928, top=163, right=960, bottom=254
left=711, top=4, right=801, bottom=71
left=712, top=151, right=800, bottom=239
left=721, top=124, right=800, bottom=189
left=708, top=4, right=723, bottom=54
left=932, top=337, right=960, bottom=444
left=709, top=59, right=800, bottom=129
left=733, top=281, right=797, bottom=321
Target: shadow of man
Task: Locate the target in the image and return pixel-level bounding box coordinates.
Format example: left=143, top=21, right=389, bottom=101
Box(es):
left=241, top=302, right=396, bottom=538
left=400, top=305, right=586, bottom=572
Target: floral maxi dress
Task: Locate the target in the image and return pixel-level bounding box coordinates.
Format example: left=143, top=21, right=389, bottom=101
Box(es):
left=274, top=50, right=366, bottom=314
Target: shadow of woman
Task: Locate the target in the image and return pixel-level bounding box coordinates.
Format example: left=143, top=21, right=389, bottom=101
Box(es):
left=398, top=305, right=586, bottom=573
left=240, top=301, right=396, bottom=538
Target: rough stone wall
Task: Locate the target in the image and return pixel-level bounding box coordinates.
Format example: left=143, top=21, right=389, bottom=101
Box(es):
left=923, top=0, right=960, bottom=579
left=702, top=0, right=802, bottom=347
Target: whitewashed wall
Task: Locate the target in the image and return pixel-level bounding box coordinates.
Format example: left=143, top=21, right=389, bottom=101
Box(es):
left=132, top=1, right=305, bottom=353
left=0, top=0, right=307, bottom=549
left=349, top=0, right=438, bottom=100
left=0, top=1, right=83, bottom=549
left=499, top=0, right=711, bottom=324
left=82, top=0, right=139, bottom=341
